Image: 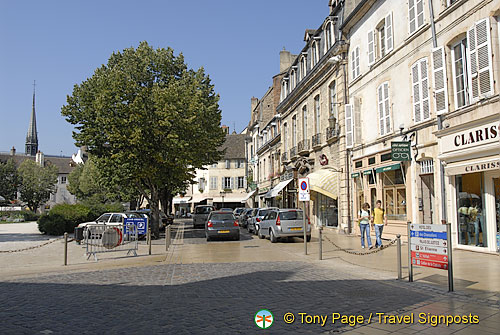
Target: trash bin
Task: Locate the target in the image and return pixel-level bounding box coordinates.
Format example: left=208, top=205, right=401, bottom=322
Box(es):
left=74, top=227, right=84, bottom=243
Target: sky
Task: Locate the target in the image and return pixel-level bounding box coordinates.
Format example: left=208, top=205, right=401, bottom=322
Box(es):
left=0, top=0, right=329, bottom=156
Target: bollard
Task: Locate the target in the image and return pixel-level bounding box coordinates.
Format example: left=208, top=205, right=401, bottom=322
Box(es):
left=396, top=234, right=401, bottom=280
left=407, top=221, right=413, bottom=282
left=148, top=227, right=152, bottom=256
left=167, top=225, right=171, bottom=251
left=318, top=226, right=323, bottom=260
left=165, top=226, right=168, bottom=251
left=64, top=232, right=68, bottom=266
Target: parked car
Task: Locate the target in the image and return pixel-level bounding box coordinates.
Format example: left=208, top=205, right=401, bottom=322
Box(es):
left=193, top=205, right=215, bottom=229
left=205, top=211, right=240, bottom=241
left=233, top=207, right=245, bottom=218
left=75, top=212, right=145, bottom=242
left=247, top=207, right=278, bottom=235
left=219, top=208, right=233, bottom=212
left=238, top=208, right=253, bottom=228
left=258, top=209, right=311, bottom=243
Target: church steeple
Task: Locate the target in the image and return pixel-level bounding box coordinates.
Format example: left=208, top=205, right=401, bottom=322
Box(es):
left=25, top=81, right=38, bottom=156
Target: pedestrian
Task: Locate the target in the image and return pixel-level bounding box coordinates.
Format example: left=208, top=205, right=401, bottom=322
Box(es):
left=372, top=200, right=388, bottom=248
left=358, top=203, right=373, bottom=249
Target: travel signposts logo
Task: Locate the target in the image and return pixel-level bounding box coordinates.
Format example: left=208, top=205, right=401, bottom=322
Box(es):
left=255, top=309, right=274, bottom=329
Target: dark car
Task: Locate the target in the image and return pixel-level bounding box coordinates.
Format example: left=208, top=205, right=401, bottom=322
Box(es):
left=233, top=207, right=245, bottom=218
left=205, top=211, right=240, bottom=241
left=238, top=208, right=253, bottom=228
left=193, top=205, right=215, bottom=229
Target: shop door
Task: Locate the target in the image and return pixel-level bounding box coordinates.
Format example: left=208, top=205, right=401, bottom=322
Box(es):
left=420, top=175, right=434, bottom=225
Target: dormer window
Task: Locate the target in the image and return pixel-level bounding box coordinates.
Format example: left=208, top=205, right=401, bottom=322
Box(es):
left=300, top=55, right=307, bottom=80
left=290, top=69, right=296, bottom=90
left=324, top=21, right=335, bottom=52
left=312, top=40, right=319, bottom=66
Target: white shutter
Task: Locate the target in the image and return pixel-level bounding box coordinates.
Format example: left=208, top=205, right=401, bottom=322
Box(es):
left=432, top=47, right=448, bottom=115
left=378, top=82, right=391, bottom=135
left=221, top=177, right=225, bottom=189
left=351, top=49, right=356, bottom=80
left=383, top=83, right=391, bottom=134
left=385, top=12, right=393, bottom=52
left=355, top=47, right=360, bottom=77
left=231, top=177, right=235, bottom=189
left=409, top=0, right=416, bottom=34
left=378, top=85, right=385, bottom=135
left=368, top=30, right=375, bottom=65
left=475, top=18, right=494, bottom=98
left=416, top=0, right=424, bottom=29
left=411, top=62, right=422, bottom=123
left=345, top=104, right=354, bottom=148
left=420, top=58, right=430, bottom=120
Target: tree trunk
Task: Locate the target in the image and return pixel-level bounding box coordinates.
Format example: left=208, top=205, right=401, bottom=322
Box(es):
left=149, top=188, right=160, bottom=238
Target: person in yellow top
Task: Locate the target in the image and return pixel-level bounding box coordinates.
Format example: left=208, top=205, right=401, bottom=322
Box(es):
left=372, top=200, right=388, bottom=248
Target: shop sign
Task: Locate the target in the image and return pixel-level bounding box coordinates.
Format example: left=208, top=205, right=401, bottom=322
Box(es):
left=391, top=141, right=411, bottom=161
left=441, top=121, right=499, bottom=155
left=351, top=172, right=360, bottom=178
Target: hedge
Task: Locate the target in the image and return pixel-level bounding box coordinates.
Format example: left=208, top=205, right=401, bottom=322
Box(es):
left=0, top=210, right=40, bottom=223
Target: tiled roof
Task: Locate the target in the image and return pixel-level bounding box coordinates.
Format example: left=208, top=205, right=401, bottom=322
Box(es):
left=219, top=134, right=249, bottom=160
left=0, top=154, right=75, bottom=174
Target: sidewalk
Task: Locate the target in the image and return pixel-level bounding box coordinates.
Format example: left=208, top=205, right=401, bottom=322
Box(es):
left=312, top=227, right=500, bottom=295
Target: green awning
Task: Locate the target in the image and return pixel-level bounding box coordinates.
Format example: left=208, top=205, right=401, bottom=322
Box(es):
left=363, top=170, right=373, bottom=175
left=376, top=163, right=401, bottom=173
left=351, top=172, right=360, bottom=178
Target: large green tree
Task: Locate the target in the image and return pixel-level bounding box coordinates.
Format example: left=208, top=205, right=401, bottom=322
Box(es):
left=0, top=158, right=19, bottom=201
left=18, top=160, right=58, bottom=212
left=62, top=42, right=225, bottom=236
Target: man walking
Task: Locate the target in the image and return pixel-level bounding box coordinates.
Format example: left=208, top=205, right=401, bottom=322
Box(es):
left=372, top=200, right=387, bottom=248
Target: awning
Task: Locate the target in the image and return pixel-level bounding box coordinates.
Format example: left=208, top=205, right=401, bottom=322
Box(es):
left=265, top=179, right=293, bottom=198
left=173, top=196, right=192, bottom=204
left=351, top=172, right=360, bottom=178
left=211, top=195, right=249, bottom=203
left=241, top=190, right=256, bottom=203
left=191, top=194, right=208, bottom=204
left=445, top=156, right=499, bottom=176
left=375, top=163, right=401, bottom=173
left=308, top=169, right=339, bottom=199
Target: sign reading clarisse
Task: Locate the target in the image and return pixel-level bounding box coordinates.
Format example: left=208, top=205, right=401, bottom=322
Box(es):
left=391, top=141, right=411, bottom=161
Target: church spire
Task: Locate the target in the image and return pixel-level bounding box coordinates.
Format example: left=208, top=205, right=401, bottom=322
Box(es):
left=25, top=80, right=38, bottom=156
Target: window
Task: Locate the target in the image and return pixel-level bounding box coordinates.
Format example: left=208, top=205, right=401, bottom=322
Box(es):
left=368, top=14, right=393, bottom=65
left=345, top=104, right=354, bottom=148
left=411, top=58, right=430, bottom=123
left=263, top=159, right=266, bottom=180
left=290, top=70, right=296, bottom=90
left=368, top=157, right=376, bottom=165
left=236, top=160, right=244, bottom=168
left=451, top=39, right=468, bottom=109
left=225, top=160, right=231, bottom=169
left=199, top=178, right=206, bottom=191
left=300, top=55, right=307, bottom=80
left=381, top=153, right=392, bottom=162
left=302, top=106, right=308, bottom=141
left=60, top=176, right=67, bottom=184
left=351, top=46, right=360, bottom=80
left=238, top=176, right=245, bottom=189
left=224, top=177, right=231, bottom=189
left=210, top=177, right=217, bottom=190
left=329, top=81, right=337, bottom=121
left=324, top=21, right=334, bottom=52
left=409, top=0, right=424, bottom=35
left=377, top=82, right=391, bottom=136
left=355, top=161, right=363, bottom=168
left=382, top=169, right=407, bottom=221
left=312, top=41, right=319, bottom=67
left=314, top=95, right=320, bottom=134
left=292, top=115, right=297, bottom=147
left=281, top=79, right=288, bottom=101
left=283, top=123, right=288, bottom=151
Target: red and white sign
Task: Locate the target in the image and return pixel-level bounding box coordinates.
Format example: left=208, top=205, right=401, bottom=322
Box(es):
left=410, top=224, right=449, bottom=271
left=411, top=251, right=448, bottom=263
left=298, top=178, right=310, bottom=202
left=412, top=258, right=448, bottom=270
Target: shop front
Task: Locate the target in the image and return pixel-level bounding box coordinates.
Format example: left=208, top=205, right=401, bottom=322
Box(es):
left=308, top=168, right=340, bottom=229
left=438, top=118, right=499, bottom=253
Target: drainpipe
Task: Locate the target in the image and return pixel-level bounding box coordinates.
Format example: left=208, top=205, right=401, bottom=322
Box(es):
left=343, top=55, right=352, bottom=234
left=429, top=0, right=447, bottom=225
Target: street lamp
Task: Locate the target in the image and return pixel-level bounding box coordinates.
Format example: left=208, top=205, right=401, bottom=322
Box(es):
left=220, top=190, right=226, bottom=208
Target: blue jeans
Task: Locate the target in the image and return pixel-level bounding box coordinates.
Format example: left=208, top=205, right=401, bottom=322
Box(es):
left=374, top=224, right=384, bottom=247
left=360, top=223, right=372, bottom=247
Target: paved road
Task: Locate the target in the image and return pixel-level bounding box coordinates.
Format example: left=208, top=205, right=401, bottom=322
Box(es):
left=1, top=221, right=498, bottom=334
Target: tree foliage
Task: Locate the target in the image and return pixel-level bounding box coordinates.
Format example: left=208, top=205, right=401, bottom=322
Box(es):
left=17, top=160, right=58, bottom=212
left=61, top=41, right=226, bottom=236
left=0, top=158, right=19, bottom=201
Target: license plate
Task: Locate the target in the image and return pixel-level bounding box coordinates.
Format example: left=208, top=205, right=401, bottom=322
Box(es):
left=290, top=228, right=302, bottom=231
left=218, top=230, right=230, bottom=233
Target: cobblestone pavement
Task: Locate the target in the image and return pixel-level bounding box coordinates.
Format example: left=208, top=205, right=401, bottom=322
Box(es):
left=1, top=221, right=499, bottom=334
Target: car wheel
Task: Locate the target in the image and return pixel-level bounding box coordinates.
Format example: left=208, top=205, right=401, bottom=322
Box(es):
left=306, top=235, right=311, bottom=242
left=269, top=229, right=277, bottom=243
left=206, top=235, right=211, bottom=242
left=257, top=227, right=265, bottom=239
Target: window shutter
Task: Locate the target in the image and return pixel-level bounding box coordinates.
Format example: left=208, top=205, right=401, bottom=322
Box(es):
left=356, top=47, right=360, bottom=77
left=411, top=62, right=422, bottom=123
left=243, top=176, right=247, bottom=189
left=354, top=97, right=362, bottom=144
left=409, top=0, right=416, bottom=34
left=475, top=18, right=493, bottom=98
left=351, top=49, right=356, bottom=79
left=368, top=30, right=375, bottom=65
left=345, top=104, right=354, bottom=148
left=416, top=0, right=424, bottom=28
left=231, top=177, right=235, bottom=189
left=383, top=83, right=391, bottom=134
left=378, top=85, right=385, bottom=135
left=221, top=177, right=225, bottom=189
left=420, top=59, right=430, bottom=120
left=432, top=46, right=448, bottom=115
left=385, top=12, right=393, bottom=52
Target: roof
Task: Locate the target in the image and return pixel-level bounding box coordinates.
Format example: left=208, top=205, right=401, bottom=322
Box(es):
left=219, top=134, right=249, bottom=160
left=0, top=153, right=75, bottom=174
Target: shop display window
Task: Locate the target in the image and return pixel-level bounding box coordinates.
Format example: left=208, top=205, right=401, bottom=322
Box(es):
left=382, top=169, right=406, bottom=220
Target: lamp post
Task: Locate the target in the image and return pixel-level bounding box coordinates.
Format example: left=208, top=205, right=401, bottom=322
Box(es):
left=220, top=190, right=226, bottom=208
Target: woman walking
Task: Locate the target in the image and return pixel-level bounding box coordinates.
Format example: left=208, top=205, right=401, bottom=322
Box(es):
left=358, top=203, right=373, bottom=249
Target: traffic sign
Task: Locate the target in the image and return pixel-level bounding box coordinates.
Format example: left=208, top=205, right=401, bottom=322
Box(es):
left=298, top=178, right=310, bottom=202
left=410, top=223, right=447, bottom=233
left=411, top=251, right=448, bottom=263
left=412, top=258, right=448, bottom=270
left=410, top=237, right=448, bottom=248
left=124, top=218, right=148, bottom=235
left=410, top=244, right=448, bottom=255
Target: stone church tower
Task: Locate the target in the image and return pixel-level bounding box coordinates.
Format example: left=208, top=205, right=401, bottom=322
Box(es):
left=25, top=81, right=38, bottom=156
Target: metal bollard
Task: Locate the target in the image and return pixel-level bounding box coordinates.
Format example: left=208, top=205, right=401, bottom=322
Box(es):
left=64, top=232, right=68, bottom=266
left=396, top=234, right=401, bottom=280
left=318, top=226, right=323, bottom=260
left=167, top=225, right=171, bottom=250
left=407, top=221, right=413, bottom=282
left=148, top=227, right=152, bottom=256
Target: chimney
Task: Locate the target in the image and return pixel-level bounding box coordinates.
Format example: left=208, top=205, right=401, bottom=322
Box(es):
left=221, top=125, right=229, bottom=135
left=35, top=150, right=44, bottom=166
left=10, top=146, right=16, bottom=156
left=251, top=97, right=258, bottom=113
left=280, top=48, right=293, bottom=72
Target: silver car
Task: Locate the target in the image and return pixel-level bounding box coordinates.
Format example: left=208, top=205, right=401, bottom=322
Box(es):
left=205, top=211, right=240, bottom=241
left=258, top=209, right=311, bottom=243
left=248, top=208, right=278, bottom=235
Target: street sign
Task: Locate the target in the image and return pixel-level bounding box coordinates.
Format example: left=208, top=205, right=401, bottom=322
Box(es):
left=410, top=237, right=448, bottom=247
left=410, top=244, right=448, bottom=255
left=124, top=218, right=148, bottom=235
left=410, top=223, right=447, bottom=233
left=298, top=178, right=310, bottom=202
left=412, top=258, right=448, bottom=270
left=410, top=224, right=448, bottom=270
left=391, top=141, right=411, bottom=161
left=411, top=251, right=448, bottom=263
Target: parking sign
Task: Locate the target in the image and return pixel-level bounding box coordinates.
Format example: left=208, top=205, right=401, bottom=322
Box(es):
left=124, top=218, right=148, bottom=235
left=298, top=178, right=310, bottom=201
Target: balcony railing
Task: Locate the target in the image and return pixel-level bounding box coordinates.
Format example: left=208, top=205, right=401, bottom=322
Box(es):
left=312, top=133, right=322, bottom=148
left=282, top=152, right=288, bottom=162
left=298, top=139, right=310, bottom=154
left=290, top=146, right=297, bottom=158
left=326, top=124, right=340, bottom=141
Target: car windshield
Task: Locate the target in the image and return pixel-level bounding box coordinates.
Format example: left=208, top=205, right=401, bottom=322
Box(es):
left=259, top=209, right=270, bottom=217
left=195, top=207, right=212, bottom=214
left=96, top=214, right=111, bottom=222
left=279, top=211, right=304, bottom=220
left=210, top=213, right=234, bottom=221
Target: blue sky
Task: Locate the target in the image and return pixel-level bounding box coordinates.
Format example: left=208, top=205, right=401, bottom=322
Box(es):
left=0, top=0, right=328, bottom=156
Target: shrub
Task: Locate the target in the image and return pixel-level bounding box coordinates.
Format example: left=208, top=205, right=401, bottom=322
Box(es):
left=84, top=202, right=124, bottom=221
left=0, top=210, right=40, bottom=222
left=49, top=204, right=92, bottom=227
left=38, top=213, right=67, bottom=236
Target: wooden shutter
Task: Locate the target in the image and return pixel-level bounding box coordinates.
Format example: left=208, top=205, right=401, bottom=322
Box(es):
left=354, top=97, right=362, bottom=144
left=345, top=104, right=354, bottom=148
left=420, top=59, right=430, bottom=120
left=351, top=49, right=356, bottom=79
left=409, top=0, right=416, bottom=34
left=378, top=85, right=385, bottom=135
left=385, top=12, right=393, bottom=52
left=243, top=176, right=247, bottom=189
left=383, top=83, right=391, bottom=134
left=411, top=62, right=422, bottom=123
left=432, top=47, right=448, bottom=115
left=221, top=177, right=225, bottom=189
left=368, top=30, right=375, bottom=65
left=355, top=47, right=360, bottom=77
left=416, top=0, right=424, bottom=28
left=231, top=177, right=235, bottom=189
left=474, top=18, right=493, bottom=98
left=412, top=59, right=430, bottom=122
left=378, top=83, right=391, bottom=135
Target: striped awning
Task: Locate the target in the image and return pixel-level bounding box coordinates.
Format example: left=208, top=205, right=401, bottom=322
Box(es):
left=308, top=169, right=339, bottom=199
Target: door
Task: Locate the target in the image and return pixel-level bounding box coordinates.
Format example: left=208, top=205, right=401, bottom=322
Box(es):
left=420, top=174, right=434, bottom=224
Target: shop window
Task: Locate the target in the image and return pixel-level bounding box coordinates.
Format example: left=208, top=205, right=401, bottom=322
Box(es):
left=315, top=193, right=338, bottom=227
left=382, top=169, right=406, bottom=220
left=456, top=173, right=487, bottom=247
left=368, top=157, right=376, bottom=165
left=355, top=176, right=364, bottom=214
left=367, top=172, right=376, bottom=185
